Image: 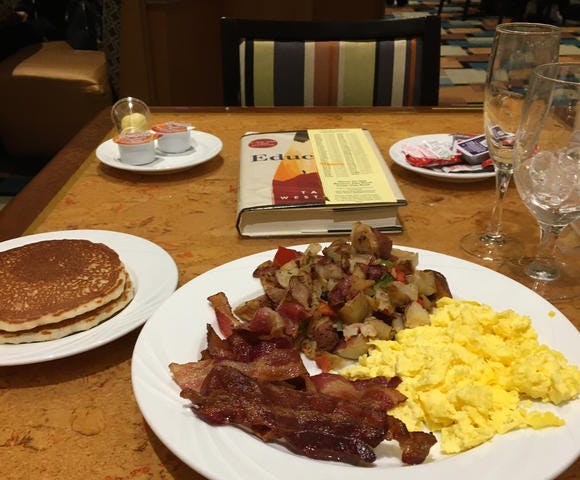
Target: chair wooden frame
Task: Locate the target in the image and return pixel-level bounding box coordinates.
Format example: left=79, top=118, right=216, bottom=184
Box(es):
left=221, top=16, right=441, bottom=106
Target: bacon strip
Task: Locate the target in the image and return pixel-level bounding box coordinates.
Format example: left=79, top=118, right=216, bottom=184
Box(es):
left=170, top=293, right=437, bottom=466
left=170, top=346, right=312, bottom=394
left=311, top=373, right=407, bottom=411
left=207, top=292, right=240, bottom=337
left=181, top=365, right=383, bottom=464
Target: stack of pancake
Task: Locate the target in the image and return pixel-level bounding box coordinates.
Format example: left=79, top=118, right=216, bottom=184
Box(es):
left=0, top=239, right=134, bottom=344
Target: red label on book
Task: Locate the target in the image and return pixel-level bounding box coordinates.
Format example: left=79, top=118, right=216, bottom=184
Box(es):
left=249, top=138, right=278, bottom=148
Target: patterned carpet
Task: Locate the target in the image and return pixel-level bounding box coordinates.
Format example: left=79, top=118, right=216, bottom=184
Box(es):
left=386, top=0, right=580, bottom=106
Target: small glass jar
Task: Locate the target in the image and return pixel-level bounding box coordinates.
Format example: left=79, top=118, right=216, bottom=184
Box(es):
left=111, top=97, right=151, bottom=135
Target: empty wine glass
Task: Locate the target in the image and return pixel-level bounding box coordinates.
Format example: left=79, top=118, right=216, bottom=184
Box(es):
left=460, top=23, right=561, bottom=261
left=510, top=62, right=580, bottom=301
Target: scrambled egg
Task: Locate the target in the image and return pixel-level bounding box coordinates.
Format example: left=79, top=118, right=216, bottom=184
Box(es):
left=341, top=297, right=580, bottom=454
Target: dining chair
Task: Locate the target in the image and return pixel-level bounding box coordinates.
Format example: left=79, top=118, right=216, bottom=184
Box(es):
left=220, top=16, right=441, bottom=107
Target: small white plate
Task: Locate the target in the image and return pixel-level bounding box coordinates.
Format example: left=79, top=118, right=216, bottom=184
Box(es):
left=96, top=131, right=223, bottom=174
left=132, top=244, right=580, bottom=480
left=389, top=134, right=495, bottom=183
left=0, top=230, right=178, bottom=366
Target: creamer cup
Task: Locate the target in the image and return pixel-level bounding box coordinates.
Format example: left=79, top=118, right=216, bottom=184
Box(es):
left=113, top=132, right=160, bottom=165
left=152, top=122, right=193, bottom=154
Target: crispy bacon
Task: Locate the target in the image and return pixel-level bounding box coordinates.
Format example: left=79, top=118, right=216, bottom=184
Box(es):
left=207, top=292, right=240, bottom=337
left=385, top=415, right=438, bottom=465
left=170, top=347, right=312, bottom=394
left=252, top=260, right=278, bottom=278
left=359, top=263, right=390, bottom=281
left=172, top=288, right=437, bottom=467
left=252, top=261, right=288, bottom=304
left=233, top=294, right=273, bottom=322
left=311, top=373, right=407, bottom=411
left=203, top=325, right=293, bottom=362
left=181, top=365, right=384, bottom=464
left=177, top=364, right=435, bottom=466
left=327, top=276, right=352, bottom=309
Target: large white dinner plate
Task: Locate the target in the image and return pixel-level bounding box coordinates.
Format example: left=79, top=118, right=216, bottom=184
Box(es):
left=96, top=130, right=223, bottom=174
left=389, top=134, right=496, bottom=183
left=132, top=245, right=580, bottom=480
left=0, top=230, right=178, bottom=366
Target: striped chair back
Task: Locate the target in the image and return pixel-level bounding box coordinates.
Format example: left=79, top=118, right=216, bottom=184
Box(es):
left=241, top=39, right=424, bottom=107
left=221, top=17, right=441, bottom=107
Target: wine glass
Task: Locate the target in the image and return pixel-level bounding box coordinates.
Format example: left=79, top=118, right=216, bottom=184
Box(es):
left=508, top=62, right=580, bottom=301
left=460, top=23, right=561, bottom=261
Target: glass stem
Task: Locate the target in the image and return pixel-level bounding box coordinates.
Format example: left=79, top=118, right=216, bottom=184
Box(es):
left=525, top=222, right=564, bottom=281
left=484, top=167, right=512, bottom=240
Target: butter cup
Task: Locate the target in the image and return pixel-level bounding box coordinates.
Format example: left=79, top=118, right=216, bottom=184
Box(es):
left=152, top=122, right=193, bottom=154
left=111, top=97, right=151, bottom=135
left=113, top=132, right=161, bottom=165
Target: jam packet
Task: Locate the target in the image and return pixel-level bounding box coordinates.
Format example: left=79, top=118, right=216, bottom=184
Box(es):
left=402, top=135, right=468, bottom=168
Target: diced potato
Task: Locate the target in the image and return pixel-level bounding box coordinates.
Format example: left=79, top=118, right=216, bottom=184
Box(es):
left=338, top=292, right=371, bottom=324
left=350, top=222, right=379, bottom=255
left=370, top=288, right=395, bottom=316
left=315, top=351, right=349, bottom=371
left=334, top=335, right=369, bottom=360
left=391, top=314, right=405, bottom=332
left=275, top=259, right=301, bottom=288
left=408, top=270, right=437, bottom=297
left=427, top=269, right=453, bottom=299
left=391, top=248, right=418, bottom=270
left=419, top=293, right=434, bottom=311
left=385, top=281, right=419, bottom=307
left=404, top=301, right=431, bottom=328
left=351, top=275, right=375, bottom=293
left=361, top=318, right=393, bottom=340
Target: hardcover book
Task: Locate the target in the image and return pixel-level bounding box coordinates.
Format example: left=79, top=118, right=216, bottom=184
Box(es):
left=236, top=128, right=406, bottom=237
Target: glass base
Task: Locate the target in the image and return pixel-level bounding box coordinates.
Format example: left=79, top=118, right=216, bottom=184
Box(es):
left=499, top=256, right=580, bottom=302
left=460, top=231, right=522, bottom=262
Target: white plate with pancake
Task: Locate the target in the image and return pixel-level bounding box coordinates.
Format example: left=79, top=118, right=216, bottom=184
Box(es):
left=389, top=134, right=495, bottom=183
left=96, top=130, right=223, bottom=174
left=131, top=244, right=580, bottom=480
left=0, top=230, right=178, bottom=365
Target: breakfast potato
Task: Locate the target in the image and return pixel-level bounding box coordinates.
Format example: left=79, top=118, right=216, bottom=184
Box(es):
left=385, top=281, right=419, bottom=308
left=247, top=222, right=454, bottom=362
left=407, top=270, right=437, bottom=297
left=334, top=334, right=369, bottom=360
left=404, top=301, right=430, bottom=328
left=338, top=292, right=371, bottom=324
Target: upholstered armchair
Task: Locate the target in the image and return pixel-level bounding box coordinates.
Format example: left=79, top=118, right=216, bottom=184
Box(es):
left=0, top=0, right=118, bottom=174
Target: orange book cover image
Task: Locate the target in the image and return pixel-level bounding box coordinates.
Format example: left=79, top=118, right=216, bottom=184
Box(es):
left=237, top=129, right=406, bottom=237
left=271, top=130, right=325, bottom=206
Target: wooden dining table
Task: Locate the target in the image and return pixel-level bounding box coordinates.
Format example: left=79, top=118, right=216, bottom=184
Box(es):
left=0, top=107, right=578, bottom=479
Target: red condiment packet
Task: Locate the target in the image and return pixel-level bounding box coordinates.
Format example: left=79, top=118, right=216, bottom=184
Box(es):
left=402, top=141, right=462, bottom=168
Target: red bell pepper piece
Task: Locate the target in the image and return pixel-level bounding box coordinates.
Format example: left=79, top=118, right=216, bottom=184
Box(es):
left=272, top=246, right=301, bottom=267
